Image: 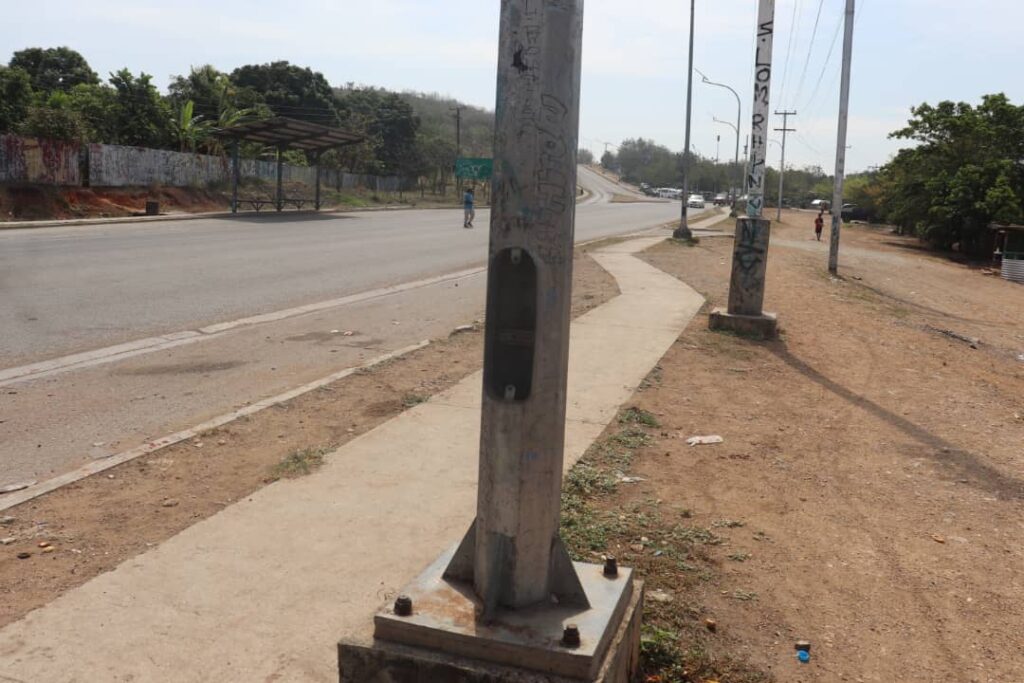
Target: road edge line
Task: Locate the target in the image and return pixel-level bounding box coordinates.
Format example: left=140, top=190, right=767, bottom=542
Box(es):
left=0, top=340, right=431, bottom=513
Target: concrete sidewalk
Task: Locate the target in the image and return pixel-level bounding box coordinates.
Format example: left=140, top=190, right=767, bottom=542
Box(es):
left=0, top=221, right=716, bottom=682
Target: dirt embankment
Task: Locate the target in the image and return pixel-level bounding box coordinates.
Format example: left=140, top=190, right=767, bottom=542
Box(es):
left=565, top=213, right=1023, bottom=682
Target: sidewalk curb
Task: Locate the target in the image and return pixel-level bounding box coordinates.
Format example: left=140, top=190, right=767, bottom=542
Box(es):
left=0, top=341, right=429, bottom=513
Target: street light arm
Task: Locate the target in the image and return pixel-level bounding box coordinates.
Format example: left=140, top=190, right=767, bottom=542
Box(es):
left=713, top=116, right=738, bottom=134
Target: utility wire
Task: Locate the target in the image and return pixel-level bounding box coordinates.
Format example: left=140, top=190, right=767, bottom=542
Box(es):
left=790, top=0, right=826, bottom=108
left=802, top=9, right=844, bottom=111
left=777, top=0, right=803, bottom=106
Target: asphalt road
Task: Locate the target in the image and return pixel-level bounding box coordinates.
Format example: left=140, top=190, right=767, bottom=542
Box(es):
left=0, top=166, right=683, bottom=367
left=0, top=168, right=710, bottom=486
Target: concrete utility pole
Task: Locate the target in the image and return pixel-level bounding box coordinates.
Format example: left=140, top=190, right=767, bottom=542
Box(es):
left=774, top=110, right=796, bottom=221
left=708, top=0, right=778, bottom=340
left=699, top=69, right=742, bottom=202
left=829, top=0, right=856, bottom=274
left=746, top=0, right=776, bottom=218
left=674, top=0, right=697, bottom=239
left=344, top=2, right=644, bottom=679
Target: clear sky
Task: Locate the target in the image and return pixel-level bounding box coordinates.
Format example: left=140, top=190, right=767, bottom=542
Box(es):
left=4, top=0, right=1022, bottom=173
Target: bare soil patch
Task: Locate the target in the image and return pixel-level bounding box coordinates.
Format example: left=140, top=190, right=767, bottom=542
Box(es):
left=563, top=213, right=1023, bottom=681
left=0, top=249, right=618, bottom=629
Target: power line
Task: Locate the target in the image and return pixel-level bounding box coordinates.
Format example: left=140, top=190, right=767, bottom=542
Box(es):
left=777, top=0, right=803, bottom=106
left=790, top=0, right=826, bottom=108
left=802, top=9, right=844, bottom=110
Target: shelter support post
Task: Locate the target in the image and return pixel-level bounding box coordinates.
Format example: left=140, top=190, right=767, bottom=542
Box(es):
left=276, top=146, right=284, bottom=212
left=315, top=152, right=322, bottom=211
left=231, top=140, right=240, bottom=214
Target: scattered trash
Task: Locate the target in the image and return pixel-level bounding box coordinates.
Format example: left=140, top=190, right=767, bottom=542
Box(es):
left=704, top=618, right=717, bottom=633
left=931, top=534, right=946, bottom=544
left=647, top=589, right=674, bottom=604
left=37, top=541, right=50, bottom=548
left=629, top=543, right=644, bottom=553
left=161, top=499, right=179, bottom=508
left=797, top=650, right=811, bottom=664
left=42, top=546, right=56, bottom=554
left=617, top=473, right=646, bottom=484
left=1017, top=354, right=1024, bottom=363
left=653, top=550, right=664, bottom=557
left=686, top=435, right=724, bottom=447
left=1, top=537, right=15, bottom=545
left=343, top=331, right=355, bottom=337
left=330, top=329, right=340, bottom=334
left=91, top=442, right=105, bottom=448
left=0, top=481, right=35, bottom=495
left=795, top=640, right=811, bottom=653
left=0, top=516, right=14, bottom=525
left=16, top=552, right=31, bottom=560
left=452, top=324, right=475, bottom=335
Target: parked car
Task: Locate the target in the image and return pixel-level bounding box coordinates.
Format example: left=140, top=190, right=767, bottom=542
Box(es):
left=841, top=203, right=869, bottom=222
left=713, top=193, right=729, bottom=206
left=687, top=194, right=706, bottom=209
left=658, top=188, right=682, bottom=200
left=810, top=199, right=831, bottom=212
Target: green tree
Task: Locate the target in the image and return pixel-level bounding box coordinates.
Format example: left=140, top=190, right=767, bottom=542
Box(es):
left=107, top=69, right=172, bottom=147
left=20, top=93, right=87, bottom=142
left=577, top=148, right=594, bottom=165
left=65, top=82, right=118, bottom=142
left=877, top=94, right=1024, bottom=253
left=230, top=61, right=337, bottom=125
left=9, top=47, right=98, bottom=94
left=0, top=66, right=34, bottom=133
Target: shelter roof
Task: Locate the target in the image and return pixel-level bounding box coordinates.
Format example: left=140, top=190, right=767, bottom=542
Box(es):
left=214, top=117, right=363, bottom=153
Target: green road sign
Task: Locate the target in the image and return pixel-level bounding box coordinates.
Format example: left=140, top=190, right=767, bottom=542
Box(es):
left=455, top=157, right=493, bottom=180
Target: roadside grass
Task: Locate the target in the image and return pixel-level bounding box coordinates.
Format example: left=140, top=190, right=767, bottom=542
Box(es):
left=269, top=445, right=332, bottom=480
left=559, top=408, right=771, bottom=683
left=401, top=392, right=429, bottom=408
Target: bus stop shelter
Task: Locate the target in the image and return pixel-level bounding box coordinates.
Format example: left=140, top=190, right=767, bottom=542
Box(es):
left=214, top=117, right=363, bottom=213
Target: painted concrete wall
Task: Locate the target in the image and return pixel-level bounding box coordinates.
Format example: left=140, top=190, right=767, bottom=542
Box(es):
left=0, top=135, right=81, bottom=186
left=87, top=143, right=411, bottom=192
left=88, top=144, right=231, bottom=187
left=2, top=137, right=413, bottom=192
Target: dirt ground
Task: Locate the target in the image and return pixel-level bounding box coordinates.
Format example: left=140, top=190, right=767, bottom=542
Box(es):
left=569, top=211, right=1023, bottom=682
left=0, top=181, right=457, bottom=222
left=0, top=246, right=617, bottom=629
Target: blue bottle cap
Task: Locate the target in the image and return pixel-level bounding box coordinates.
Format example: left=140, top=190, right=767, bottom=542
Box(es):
left=797, top=650, right=811, bottom=663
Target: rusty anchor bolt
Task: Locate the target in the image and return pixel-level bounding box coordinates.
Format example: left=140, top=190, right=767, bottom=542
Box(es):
left=393, top=595, right=413, bottom=617
left=561, top=624, right=581, bottom=648
left=603, top=555, right=619, bottom=578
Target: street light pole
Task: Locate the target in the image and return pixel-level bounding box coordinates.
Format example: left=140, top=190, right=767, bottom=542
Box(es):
left=674, top=0, right=696, bottom=239
left=697, top=68, right=742, bottom=202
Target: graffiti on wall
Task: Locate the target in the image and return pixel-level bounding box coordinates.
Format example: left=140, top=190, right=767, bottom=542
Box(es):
left=0, top=135, right=82, bottom=186
left=2, top=137, right=412, bottom=192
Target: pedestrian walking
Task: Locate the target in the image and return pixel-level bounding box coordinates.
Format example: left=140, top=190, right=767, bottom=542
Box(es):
left=463, top=187, right=475, bottom=228
left=814, top=211, right=824, bottom=241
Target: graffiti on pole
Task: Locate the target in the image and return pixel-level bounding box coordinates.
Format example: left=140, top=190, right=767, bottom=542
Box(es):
left=746, top=0, right=776, bottom=218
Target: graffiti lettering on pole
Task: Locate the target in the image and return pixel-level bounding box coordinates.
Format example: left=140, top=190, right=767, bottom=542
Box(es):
left=746, top=0, right=776, bottom=217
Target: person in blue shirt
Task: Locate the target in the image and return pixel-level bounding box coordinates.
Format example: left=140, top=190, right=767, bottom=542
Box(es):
left=463, top=187, right=475, bottom=228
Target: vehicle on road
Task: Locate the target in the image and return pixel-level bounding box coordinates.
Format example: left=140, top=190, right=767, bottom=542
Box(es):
left=810, top=199, right=831, bottom=212
left=841, top=203, right=869, bottom=222
left=687, top=194, right=706, bottom=209
left=657, top=188, right=682, bottom=200
left=713, top=193, right=729, bottom=206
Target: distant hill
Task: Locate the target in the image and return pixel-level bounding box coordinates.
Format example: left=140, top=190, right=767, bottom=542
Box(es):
left=400, top=91, right=494, bottom=158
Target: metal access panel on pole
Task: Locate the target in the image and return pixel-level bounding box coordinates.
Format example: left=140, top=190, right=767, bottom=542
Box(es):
left=342, top=2, right=642, bottom=680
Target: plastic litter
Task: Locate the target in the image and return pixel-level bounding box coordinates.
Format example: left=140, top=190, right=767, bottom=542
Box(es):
left=686, top=435, right=724, bottom=446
